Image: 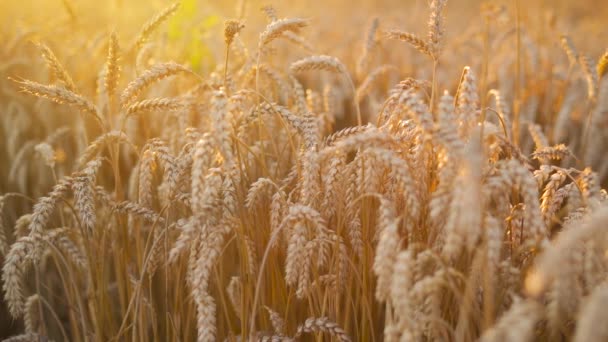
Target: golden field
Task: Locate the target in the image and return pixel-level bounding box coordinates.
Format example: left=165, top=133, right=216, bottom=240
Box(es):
left=1, top=0, right=608, bottom=341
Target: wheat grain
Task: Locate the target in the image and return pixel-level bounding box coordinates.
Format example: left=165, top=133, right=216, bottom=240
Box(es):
left=112, top=201, right=166, bottom=224
left=295, top=317, right=351, bottom=342
left=285, top=221, right=307, bottom=287
left=528, top=123, right=548, bottom=150
left=479, top=298, right=542, bottom=342
left=532, top=144, right=571, bottom=162
left=103, top=32, right=120, bottom=105
left=195, top=292, right=217, bottom=342
left=2, top=236, right=34, bottom=317
left=15, top=79, right=103, bottom=127
left=573, top=284, right=608, bottom=342
left=456, top=66, right=479, bottom=134
left=121, top=62, right=191, bottom=106
left=560, top=35, right=578, bottom=66
left=245, top=178, right=276, bottom=208
left=34, top=142, right=56, bottom=168
left=261, top=5, right=278, bottom=22
left=428, top=0, right=448, bottom=58
left=385, top=30, right=433, bottom=58
left=259, top=18, right=309, bottom=47
left=374, top=198, right=399, bottom=300
left=357, top=17, right=380, bottom=77
left=265, top=306, right=286, bottom=335
left=126, top=97, right=184, bottom=116
left=528, top=206, right=608, bottom=296
left=579, top=54, right=598, bottom=101
left=78, top=130, right=132, bottom=167
left=356, top=65, right=398, bottom=103
left=132, top=2, right=180, bottom=51
left=225, top=20, right=245, bottom=46
left=36, top=42, right=77, bottom=91
left=290, top=55, right=348, bottom=75
left=24, top=294, right=40, bottom=333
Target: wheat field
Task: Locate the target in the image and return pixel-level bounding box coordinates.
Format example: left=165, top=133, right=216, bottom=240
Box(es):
left=1, top=0, right=608, bottom=341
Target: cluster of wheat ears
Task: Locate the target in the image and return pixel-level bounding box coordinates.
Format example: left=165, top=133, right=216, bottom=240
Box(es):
left=1, top=0, right=608, bottom=341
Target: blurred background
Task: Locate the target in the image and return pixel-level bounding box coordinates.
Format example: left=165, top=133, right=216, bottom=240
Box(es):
left=2, top=0, right=607, bottom=76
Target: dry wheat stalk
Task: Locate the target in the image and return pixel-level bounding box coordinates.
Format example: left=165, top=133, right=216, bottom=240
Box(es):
left=573, top=284, right=608, bottom=342
left=579, top=54, right=598, bottom=101
left=132, top=2, right=180, bottom=51
left=51, top=232, right=87, bottom=270
left=323, top=124, right=373, bottom=147
left=294, top=317, right=351, bottom=342
left=195, top=292, right=217, bottom=342
left=112, top=201, right=166, bottom=224
left=34, top=142, right=56, bottom=169
left=210, top=90, right=234, bottom=163
left=280, top=31, right=314, bottom=52
left=385, top=30, right=433, bottom=58
left=261, top=5, right=278, bottom=22
left=428, top=0, right=447, bottom=57
left=78, top=130, right=133, bottom=167
left=243, top=234, right=258, bottom=276
left=126, top=97, right=184, bottom=116
left=36, top=42, right=77, bottom=92
left=138, top=149, right=155, bottom=208
left=225, top=20, right=245, bottom=46
left=356, top=65, right=398, bottom=103
left=290, top=55, right=348, bottom=75
left=245, top=178, right=277, bottom=208
left=528, top=123, right=549, bottom=150
left=479, top=298, right=542, bottom=342
left=121, top=62, right=192, bottom=106
left=191, top=136, right=217, bottom=211
left=2, top=236, right=34, bottom=317
left=285, top=221, right=307, bottom=288
left=103, top=32, right=121, bottom=103
left=15, top=79, right=104, bottom=127
left=23, top=294, right=40, bottom=334
left=259, top=18, right=309, bottom=47
left=560, top=35, right=578, bottom=66
left=357, top=17, right=380, bottom=77
left=72, top=173, right=96, bottom=233
left=436, top=90, right=464, bottom=155
left=443, top=134, right=483, bottom=259
left=26, top=177, right=74, bottom=247
left=264, top=306, right=286, bottom=335
left=532, top=144, right=572, bottom=162
left=291, top=55, right=362, bottom=124
left=528, top=206, right=608, bottom=296
left=168, top=218, right=197, bottom=264
left=456, top=66, right=479, bottom=134
left=374, top=198, right=400, bottom=300
left=226, top=276, right=242, bottom=317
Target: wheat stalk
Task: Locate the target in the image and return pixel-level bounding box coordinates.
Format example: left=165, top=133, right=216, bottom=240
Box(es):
left=121, top=62, right=192, bottom=107
left=132, top=2, right=180, bottom=52
left=15, top=79, right=104, bottom=128
left=36, top=42, right=77, bottom=92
